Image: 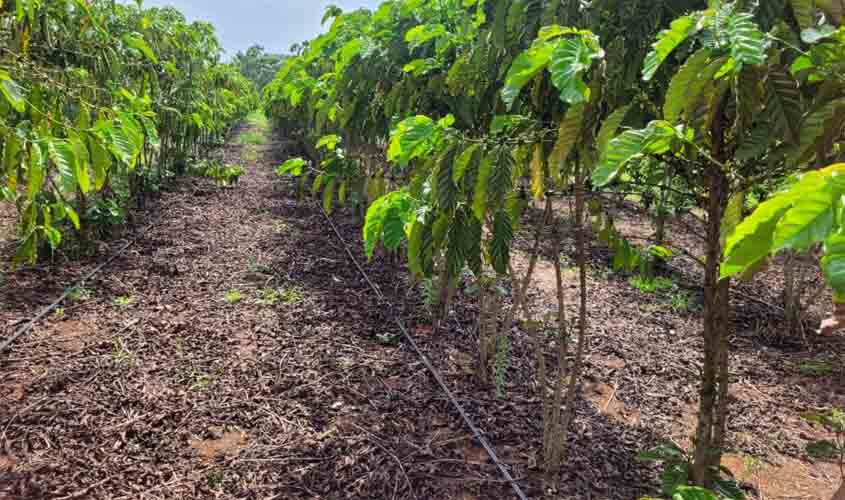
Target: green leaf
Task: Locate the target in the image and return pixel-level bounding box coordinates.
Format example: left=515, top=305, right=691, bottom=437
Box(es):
left=548, top=36, right=601, bottom=104
left=596, top=105, right=631, bottom=158
left=388, top=115, right=436, bottom=167
left=772, top=187, right=835, bottom=252
left=766, top=68, right=802, bottom=145
left=47, top=140, right=77, bottom=189
left=548, top=103, right=585, bottom=183
left=489, top=209, right=513, bottom=274
left=88, top=134, right=112, bottom=190
left=408, top=219, right=425, bottom=276
left=276, top=158, right=306, bottom=176
left=501, top=42, right=554, bottom=109
left=363, top=190, right=415, bottom=258
left=65, top=205, right=80, bottom=230
left=823, top=233, right=845, bottom=293
left=27, top=142, right=45, bottom=200
left=405, top=23, right=447, bottom=49
left=316, top=134, right=341, bottom=150
left=664, top=49, right=712, bottom=122
left=643, top=14, right=703, bottom=81
left=122, top=33, right=159, bottom=64
left=721, top=191, right=745, bottom=248
left=671, top=486, right=718, bottom=500
left=593, top=129, right=649, bottom=186
left=322, top=177, right=336, bottom=215
left=725, top=13, right=768, bottom=69
left=472, top=152, right=494, bottom=220
left=453, top=144, right=480, bottom=183
left=721, top=191, right=796, bottom=279
left=0, top=71, right=26, bottom=112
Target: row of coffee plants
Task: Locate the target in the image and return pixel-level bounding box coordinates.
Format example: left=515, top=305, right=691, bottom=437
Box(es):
left=0, top=0, right=255, bottom=264
left=267, top=0, right=845, bottom=496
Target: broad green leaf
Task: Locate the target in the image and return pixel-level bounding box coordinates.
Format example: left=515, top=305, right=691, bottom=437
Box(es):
left=453, top=144, right=480, bottom=183
left=388, top=115, right=436, bottom=166
left=501, top=42, right=554, bottom=109
left=0, top=71, right=26, bottom=112
left=643, top=14, right=703, bottom=81
left=548, top=36, right=602, bottom=104
left=596, top=105, right=631, bottom=157
left=405, top=24, right=447, bottom=49
left=122, top=33, right=159, bottom=64
left=88, top=134, right=112, bottom=190
left=276, top=158, right=306, bottom=176
left=766, top=68, right=802, bottom=144
left=47, top=140, right=77, bottom=189
left=823, top=233, right=845, bottom=293
left=489, top=209, right=513, bottom=274
left=593, top=129, right=649, bottom=186
left=664, top=49, right=711, bottom=122
left=548, top=103, right=585, bottom=183
left=721, top=191, right=797, bottom=279
left=772, top=187, right=835, bottom=251
left=322, top=177, right=336, bottom=215
left=27, top=142, right=45, bottom=200
left=472, top=153, right=493, bottom=220
left=316, top=134, right=341, bottom=150
left=726, top=13, right=768, bottom=69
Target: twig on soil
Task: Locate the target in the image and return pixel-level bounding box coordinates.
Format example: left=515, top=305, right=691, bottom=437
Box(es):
left=349, top=422, right=417, bottom=500
left=56, top=476, right=112, bottom=500
left=603, top=384, right=618, bottom=412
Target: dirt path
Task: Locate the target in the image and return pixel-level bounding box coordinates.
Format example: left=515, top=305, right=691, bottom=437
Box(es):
left=1, top=123, right=842, bottom=500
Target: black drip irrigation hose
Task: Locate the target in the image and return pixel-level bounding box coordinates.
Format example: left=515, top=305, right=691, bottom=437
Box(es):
left=317, top=204, right=530, bottom=500
left=0, top=221, right=156, bottom=359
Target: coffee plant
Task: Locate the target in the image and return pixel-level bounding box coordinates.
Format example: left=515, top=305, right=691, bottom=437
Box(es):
left=0, top=0, right=254, bottom=265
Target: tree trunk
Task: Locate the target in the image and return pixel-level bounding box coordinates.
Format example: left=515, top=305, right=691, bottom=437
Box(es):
left=692, top=89, right=732, bottom=486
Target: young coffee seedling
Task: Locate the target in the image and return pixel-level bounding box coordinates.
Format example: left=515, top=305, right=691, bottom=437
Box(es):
left=225, top=290, right=242, bottom=304
left=113, top=296, right=133, bottom=309
left=638, top=442, right=745, bottom=500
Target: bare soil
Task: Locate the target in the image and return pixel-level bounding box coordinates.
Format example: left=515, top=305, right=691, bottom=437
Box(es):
left=0, top=125, right=842, bottom=500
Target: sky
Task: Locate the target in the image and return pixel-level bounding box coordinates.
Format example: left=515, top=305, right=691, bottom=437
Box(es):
left=135, top=0, right=383, bottom=57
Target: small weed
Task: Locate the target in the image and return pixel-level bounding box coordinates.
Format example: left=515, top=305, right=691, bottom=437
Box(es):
left=67, top=286, right=91, bottom=302
left=207, top=470, right=225, bottom=489
left=53, top=307, right=65, bottom=318
left=256, top=288, right=281, bottom=306
left=112, top=339, right=136, bottom=368
left=629, top=275, right=675, bottom=294
left=669, top=291, right=693, bottom=312
left=113, top=296, right=133, bottom=308
left=796, top=360, right=835, bottom=377
left=280, top=288, right=303, bottom=304
left=225, top=290, right=242, bottom=304
left=178, top=367, right=213, bottom=391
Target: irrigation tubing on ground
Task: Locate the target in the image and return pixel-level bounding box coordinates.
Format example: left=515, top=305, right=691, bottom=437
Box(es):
left=0, top=221, right=156, bottom=360
left=317, top=204, right=531, bottom=500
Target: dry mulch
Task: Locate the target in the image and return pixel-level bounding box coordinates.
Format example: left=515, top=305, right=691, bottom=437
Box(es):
left=0, top=125, right=843, bottom=500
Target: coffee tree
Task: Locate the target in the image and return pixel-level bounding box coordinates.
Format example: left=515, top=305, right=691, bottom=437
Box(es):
left=0, top=0, right=254, bottom=264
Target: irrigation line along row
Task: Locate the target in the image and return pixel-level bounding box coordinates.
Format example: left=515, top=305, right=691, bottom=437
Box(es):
left=0, top=221, right=156, bottom=359
left=317, top=204, right=530, bottom=500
